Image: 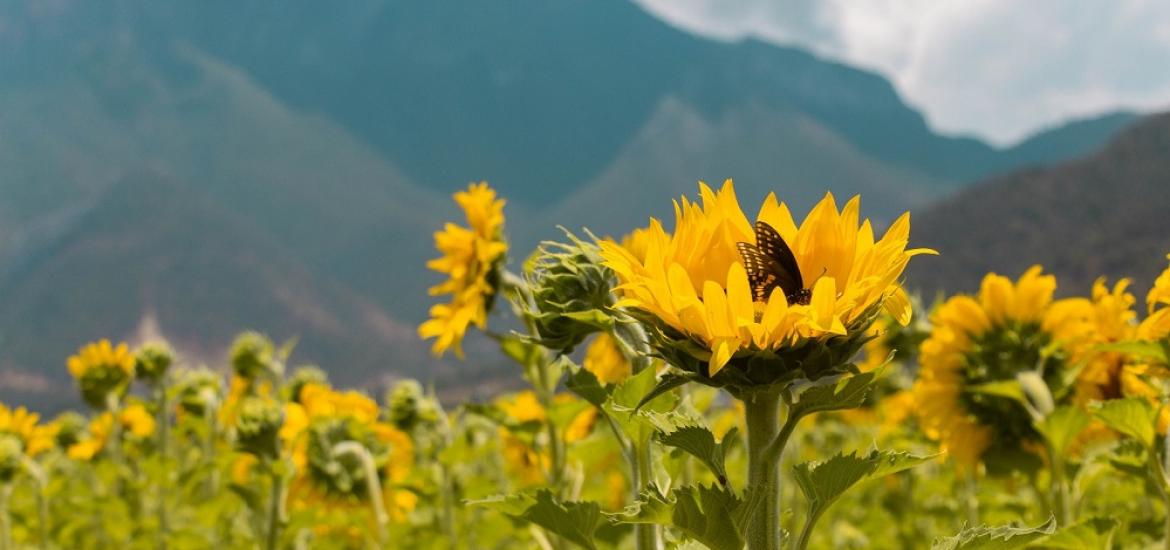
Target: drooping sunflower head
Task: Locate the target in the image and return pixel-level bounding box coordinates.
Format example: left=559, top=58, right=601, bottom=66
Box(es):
left=285, top=385, right=414, bottom=519
left=175, top=367, right=225, bottom=418
left=134, top=341, right=175, bottom=384
left=230, top=331, right=283, bottom=383
left=385, top=379, right=441, bottom=433
left=522, top=229, right=617, bottom=352
left=67, top=339, right=136, bottom=410
left=234, top=395, right=285, bottom=460
left=599, top=180, right=933, bottom=389
left=419, top=182, right=508, bottom=358
left=913, top=267, right=1095, bottom=472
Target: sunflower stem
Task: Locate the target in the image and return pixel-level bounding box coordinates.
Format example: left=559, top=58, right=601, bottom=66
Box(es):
left=745, top=387, right=784, bottom=550
left=631, top=440, right=663, bottom=550
left=0, top=483, right=11, bottom=550
left=1049, top=445, right=1072, bottom=527
left=333, top=441, right=389, bottom=543
left=21, top=456, right=48, bottom=549
left=264, top=459, right=284, bottom=550
left=155, top=379, right=171, bottom=550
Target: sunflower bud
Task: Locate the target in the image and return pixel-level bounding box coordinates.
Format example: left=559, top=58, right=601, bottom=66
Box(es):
left=0, top=434, right=22, bottom=482
left=284, top=365, right=328, bottom=404
left=386, top=380, right=440, bottom=432
left=522, top=229, right=617, bottom=353
left=230, top=332, right=283, bottom=383
left=176, top=368, right=224, bottom=417
left=234, top=396, right=283, bottom=460
left=52, top=411, right=87, bottom=450
left=134, top=341, right=175, bottom=385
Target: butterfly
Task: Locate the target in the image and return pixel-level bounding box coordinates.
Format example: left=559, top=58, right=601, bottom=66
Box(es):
left=736, top=221, right=812, bottom=306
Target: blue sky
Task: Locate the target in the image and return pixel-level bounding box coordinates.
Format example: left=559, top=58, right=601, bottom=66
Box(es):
left=635, top=0, right=1170, bottom=145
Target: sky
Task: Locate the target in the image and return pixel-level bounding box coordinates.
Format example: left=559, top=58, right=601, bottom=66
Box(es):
left=634, top=0, right=1170, bottom=146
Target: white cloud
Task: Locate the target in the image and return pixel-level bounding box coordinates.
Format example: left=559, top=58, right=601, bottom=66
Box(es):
left=634, top=0, right=1170, bottom=145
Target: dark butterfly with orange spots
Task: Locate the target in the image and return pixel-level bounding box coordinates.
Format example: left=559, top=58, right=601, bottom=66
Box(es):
left=736, top=221, right=811, bottom=306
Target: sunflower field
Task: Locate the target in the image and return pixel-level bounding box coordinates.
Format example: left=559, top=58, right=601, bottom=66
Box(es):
left=1, top=181, right=1169, bottom=549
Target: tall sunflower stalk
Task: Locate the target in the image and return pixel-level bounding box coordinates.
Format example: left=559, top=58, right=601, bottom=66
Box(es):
left=600, top=181, right=933, bottom=550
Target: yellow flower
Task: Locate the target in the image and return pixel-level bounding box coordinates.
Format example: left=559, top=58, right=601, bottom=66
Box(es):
left=583, top=333, right=633, bottom=384
left=283, top=384, right=415, bottom=522
left=67, top=413, right=114, bottom=461
left=497, top=391, right=546, bottom=423
left=67, top=339, right=137, bottom=409
left=600, top=180, right=933, bottom=377
left=0, top=403, right=54, bottom=457
left=66, top=402, right=158, bottom=461
left=564, top=407, right=599, bottom=443
left=913, top=267, right=1095, bottom=472
left=419, top=182, right=508, bottom=358
left=120, top=403, right=156, bottom=438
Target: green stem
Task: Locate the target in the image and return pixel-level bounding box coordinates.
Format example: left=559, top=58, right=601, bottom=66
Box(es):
left=744, top=388, right=784, bottom=550
left=632, top=441, right=663, bottom=550
left=0, top=483, right=11, bottom=550
left=265, top=462, right=284, bottom=550
left=964, top=474, right=980, bottom=527
left=156, top=381, right=171, bottom=550
left=794, top=509, right=822, bottom=550
left=1049, top=446, right=1072, bottom=527
left=333, top=442, right=389, bottom=543
left=22, top=457, right=48, bottom=549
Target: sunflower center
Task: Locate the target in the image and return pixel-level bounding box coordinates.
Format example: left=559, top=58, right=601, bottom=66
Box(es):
left=958, top=322, right=1060, bottom=447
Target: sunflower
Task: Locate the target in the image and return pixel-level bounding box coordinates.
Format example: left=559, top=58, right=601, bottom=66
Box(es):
left=283, top=384, right=416, bottom=522
left=0, top=403, right=55, bottom=457
left=67, top=339, right=136, bottom=409
left=1074, top=259, right=1170, bottom=434
left=419, top=182, right=508, bottom=358
left=913, top=267, right=1095, bottom=471
left=67, top=402, right=157, bottom=461
left=599, top=180, right=933, bottom=383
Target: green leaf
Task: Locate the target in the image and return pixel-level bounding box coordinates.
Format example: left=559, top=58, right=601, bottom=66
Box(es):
left=967, top=380, right=1027, bottom=403
left=470, top=490, right=603, bottom=550
left=671, top=484, right=747, bottom=550
left=794, top=449, right=935, bottom=522
left=566, top=366, right=611, bottom=408
left=607, top=367, right=680, bottom=444
left=1036, top=406, right=1091, bottom=455
left=635, top=373, right=692, bottom=412
left=1034, top=517, right=1118, bottom=549
left=610, top=484, right=751, bottom=550
left=608, top=487, right=674, bottom=525
left=788, top=370, right=880, bottom=417
left=931, top=517, right=1056, bottom=550
left=1092, top=398, right=1156, bottom=447
left=1097, top=341, right=1169, bottom=363
left=657, top=426, right=738, bottom=485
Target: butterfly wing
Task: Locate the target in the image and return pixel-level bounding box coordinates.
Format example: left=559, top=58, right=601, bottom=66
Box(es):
left=736, top=242, right=781, bottom=302
left=753, top=221, right=804, bottom=296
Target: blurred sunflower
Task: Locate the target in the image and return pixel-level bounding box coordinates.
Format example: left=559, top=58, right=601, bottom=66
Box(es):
left=1074, top=259, right=1170, bottom=434
left=284, top=384, right=416, bottom=522
left=582, top=333, right=632, bottom=385
left=599, top=180, right=933, bottom=383
left=913, top=267, right=1095, bottom=471
left=67, top=402, right=157, bottom=461
left=67, top=339, right=136, bottom=409
left=0, top=403, right=55, bottom=457
left=493, top=391, right=597, bottom=485
left=419, top=182, right=508, bottom=358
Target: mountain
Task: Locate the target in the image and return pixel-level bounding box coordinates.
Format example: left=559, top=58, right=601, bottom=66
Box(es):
left=0, top=0, right=1143, bottom=406
left=906, top=113, right=1170, bottom=298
